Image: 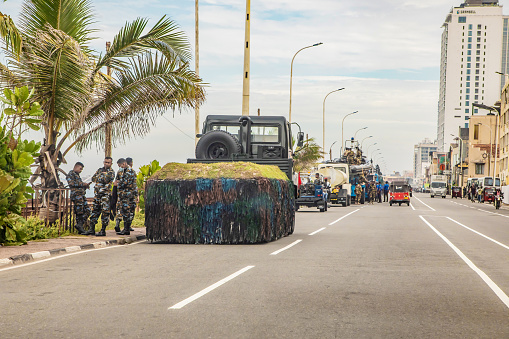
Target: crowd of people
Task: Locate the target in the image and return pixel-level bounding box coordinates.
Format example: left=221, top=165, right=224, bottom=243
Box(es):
left=65, top=157, right=138, bottom=236
left=351, top=181, right=390, bottom=204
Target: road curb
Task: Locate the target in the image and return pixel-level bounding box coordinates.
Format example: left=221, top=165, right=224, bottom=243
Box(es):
left=0, top=234, right=146, bottom=267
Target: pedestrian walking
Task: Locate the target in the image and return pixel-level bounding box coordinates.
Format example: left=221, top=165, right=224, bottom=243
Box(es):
left=116, top=158, right=137, bottom=235
left=65, top=162, right=91, bottom=234
left=383, top=181, right=389, bottom=202
left=83, top=157, right=115, bottom=236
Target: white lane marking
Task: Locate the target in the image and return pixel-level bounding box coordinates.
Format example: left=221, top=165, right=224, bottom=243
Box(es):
left=446, top=217, right=509, bottom=250
left=410, top=203, right=416, bottom=211
left=329, top=209, right=360, bottom=226
left=270, top=240, right=303, bottom=255
left=413, top=196, right=436, bottom=211
left=0, top=245, right=123, bottom=272
left=419, top=216, right=509, bottom=309
left=309, top=227, right=326, bottom=236
left=477, top=208, right=509, bottom=219
left=169, top=266, right=255, bottom=310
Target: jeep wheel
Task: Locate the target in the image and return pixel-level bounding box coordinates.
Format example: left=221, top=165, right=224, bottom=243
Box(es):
left=195, top=130, right=242, bottom=159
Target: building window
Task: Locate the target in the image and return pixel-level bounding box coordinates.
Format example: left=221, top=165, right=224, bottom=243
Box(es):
left=465, top=109, right=470, bottom=114
left=459, top=17, right=467, bottom=23
left=477, top=31, right=481, bottom=36
left=477, top=44, right=481, bottom=49
left=475, top=163, right=485, bottom=175
left=465, top=123, right=469, bottom=128
left=468, top=50, right=472, bottom=55
left=476, top=63, right=480, bottom=68
left=469, top=31, right=472, bottom=36
left=475, top=95, right=478, bottom=100
left=466, top=82, right=470, bottom=87
left=475, top=82, right=479, bottom=87
left=465, top=116, right=470, bottom=120
left=467, top=57, right=471, bottom=62
left=476, top=50, right=480, bottom=55
left=467, top=63, right=471, bottom=68
left=467, top=69, right=471, bottom=74
left=469, top=24, right=473, bottom=29
left=478, top=24, right=482, bottom=29
left=466, top=101, right=470, bottom=106
left=474, top=124, right=479, bottom=139
left=477, top=37, right=481, bottom=42
left=466, top=89, right=470, bottom=93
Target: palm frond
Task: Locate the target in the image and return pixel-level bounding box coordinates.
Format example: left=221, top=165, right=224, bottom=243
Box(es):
left=94, top=16, right=191, bottom=73
left=0, top=11, right=22, bottom=56
left=72, top=52, right=204, bottom=153
left=19, top=0, right=96, bottom=47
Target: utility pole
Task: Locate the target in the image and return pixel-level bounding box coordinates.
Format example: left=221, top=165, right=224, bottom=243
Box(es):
left=105, top=41, right=112, bottom=157
left=241, top=0, right=250, bottom=116
left=195, top=0, right=200, bottom=145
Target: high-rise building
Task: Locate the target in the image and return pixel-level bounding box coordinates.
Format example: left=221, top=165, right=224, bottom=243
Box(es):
left=413, top=138, right=437, bottom=182
left=438, top=0, right=509, bottom=151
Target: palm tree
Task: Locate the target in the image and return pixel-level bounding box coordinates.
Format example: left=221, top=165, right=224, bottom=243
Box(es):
left=293, top=137, right=325, bottom=173
left=0, top=1, right=22, bottom=56
left=0, top=0, right=205, bottom=189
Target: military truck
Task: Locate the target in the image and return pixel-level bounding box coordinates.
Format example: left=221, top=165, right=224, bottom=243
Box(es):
left=188, top=115, right=303, bottom=180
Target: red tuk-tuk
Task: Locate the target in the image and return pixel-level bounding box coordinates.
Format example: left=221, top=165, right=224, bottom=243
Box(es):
left=389, top=182, right=410, bottom=206
left=452, top=186, right=462, bottom=198
left=482, top=187, right=495, bottom=203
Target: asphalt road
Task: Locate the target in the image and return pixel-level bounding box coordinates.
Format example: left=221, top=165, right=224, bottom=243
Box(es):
left=1, top=193, right=509, bottom=338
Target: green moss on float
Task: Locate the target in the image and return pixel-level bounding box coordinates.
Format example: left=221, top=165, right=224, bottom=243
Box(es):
left=151, top=162, right=289, bottom=181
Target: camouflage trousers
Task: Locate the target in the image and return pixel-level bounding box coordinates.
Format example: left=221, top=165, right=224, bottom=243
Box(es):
left=90, top=194, right=111, bottom=226
left=72, top=195, right=90, bottom=223
left=117, top=193, right=136, bottom=223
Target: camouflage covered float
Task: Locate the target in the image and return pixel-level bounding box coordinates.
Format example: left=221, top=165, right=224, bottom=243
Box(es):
left=145, top=162, right=295, bottom=244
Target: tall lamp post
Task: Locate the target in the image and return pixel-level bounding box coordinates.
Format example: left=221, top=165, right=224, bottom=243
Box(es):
left=451, top=134, right=464, bottom=188
left=341, top=111, right=358, bottom=154
left=361, top=136, right=373, bottom=150
left=354, top=127, right=368, bottom=141
left=289, top=42, right=323, bottom=122
left=195, top=0, right=200, bottom=144
left=329, top=141, right=338, bottom=161
left=366, top=143, right=377, bottom=157
left=477, top=123, right=493, bottom=177
left=241, top=0, right=251, bottom=116
left=322, top=88, right=344, bottom=159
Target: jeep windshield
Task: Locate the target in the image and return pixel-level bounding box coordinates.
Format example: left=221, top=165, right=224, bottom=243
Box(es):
left=211, top=125, right=240, bottom=138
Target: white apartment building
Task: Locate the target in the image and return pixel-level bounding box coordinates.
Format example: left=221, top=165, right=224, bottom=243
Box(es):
left=438, top=0, right=509, bottom=151
left=413, top=138, right=437, bottom=183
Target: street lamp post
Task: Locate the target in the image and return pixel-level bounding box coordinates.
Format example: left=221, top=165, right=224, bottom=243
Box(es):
left=289, top=42, right=323, bottom=122
left=329, top=141, right=338, bottom=161
left=477, top=123, right=493, bottom=177
left=366, top=143, right=377, bottom=157
left=322, top=88, right=344, bottom=160
left=354, top=127, right=368, bottom=141
left=341, top=111, right=358, bottom=155
left=361, top=136, right=373, bottom=150
left=451, top=134, right=464, bottom=188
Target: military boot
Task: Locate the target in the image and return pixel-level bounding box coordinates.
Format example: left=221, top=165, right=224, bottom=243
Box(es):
left=82, top=221, right=96, bottom=235
left=95, top=223, right=108, bottom=236
left=117, top=220, right=130, bottom=235
left=114, top=219, right=121, bottom=233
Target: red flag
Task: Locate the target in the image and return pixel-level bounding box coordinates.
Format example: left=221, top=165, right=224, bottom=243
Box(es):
left=298, top=172, right=302, bottom=187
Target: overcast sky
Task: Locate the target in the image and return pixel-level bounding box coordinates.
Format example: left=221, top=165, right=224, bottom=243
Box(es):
left=3, top=0, right=509, bottom=176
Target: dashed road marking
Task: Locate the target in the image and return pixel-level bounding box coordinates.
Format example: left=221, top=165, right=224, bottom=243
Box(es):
left=270, top=240, right=303, bottom=255
left=329, top=209, right=360, bottom=226
left=413, top=196, right=436, bottom=211
left=309, top=227, right=326, bottom=236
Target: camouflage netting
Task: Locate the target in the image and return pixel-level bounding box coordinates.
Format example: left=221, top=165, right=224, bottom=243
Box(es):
left=145, top=163, right=295, bottom=244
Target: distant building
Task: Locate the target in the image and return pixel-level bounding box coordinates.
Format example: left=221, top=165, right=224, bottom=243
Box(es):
left=437, top=0, right=509, bottom=151
left=413, top=138, right=437, bottom=184
left=499, top=78, right=509, bottom=184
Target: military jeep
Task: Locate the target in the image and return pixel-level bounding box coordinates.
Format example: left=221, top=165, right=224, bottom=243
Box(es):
left=188, top=115, right=303, bottom=180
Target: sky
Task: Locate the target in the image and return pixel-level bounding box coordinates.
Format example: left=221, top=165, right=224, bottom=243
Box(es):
left=3, top=0, right=509, bottom=177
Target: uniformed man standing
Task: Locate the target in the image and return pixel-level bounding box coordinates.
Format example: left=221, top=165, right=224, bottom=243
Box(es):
left=116, top=158, right=137, bottom=235
left=126, top=157, right=138, bottom=231
left=66, top=162, right=90, bottom=234
left=113, top=159, right=125, bottom=233
left=83, top=157, right=115, bottom=236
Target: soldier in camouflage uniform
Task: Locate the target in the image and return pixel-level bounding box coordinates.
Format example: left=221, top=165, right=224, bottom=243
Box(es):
left=126, top=157, right=138, bottom=230
left=65, top=162, right=90, bottom=234
left=116, top=158, right=137, bottom=235
left=113, top=160, right=125, bottom=233
left=355, top=182, right=363, bottom=204
left=369, top=181, right=377, bottom=204
left=83, top=157, right=115, bottom=236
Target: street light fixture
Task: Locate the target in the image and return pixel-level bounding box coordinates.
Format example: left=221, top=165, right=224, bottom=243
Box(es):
left=289, top=42, right=323, bottom=122
left=354, top=127, right=368, bottom=141
left=322, top=88, right=344, bottom=160
left=370, top=148, right=381, bottom=159
left=341, top=111, right=358, bottom=155
left=361, top=136, right=373, bottom=149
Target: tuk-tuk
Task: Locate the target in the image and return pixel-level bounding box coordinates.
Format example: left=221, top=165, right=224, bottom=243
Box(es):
left=389, top=182, right=410, bottom=206
left=482, top=187, right=495, bottom=203
left=452, top=186, right=462, bottom=199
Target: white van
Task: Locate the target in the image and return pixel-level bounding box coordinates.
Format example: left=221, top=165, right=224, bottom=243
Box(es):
left=430, top=175, right=447, bottom=198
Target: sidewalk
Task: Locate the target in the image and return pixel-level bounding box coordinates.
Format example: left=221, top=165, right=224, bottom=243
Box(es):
left=0, top=228, right=146, bottom=267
